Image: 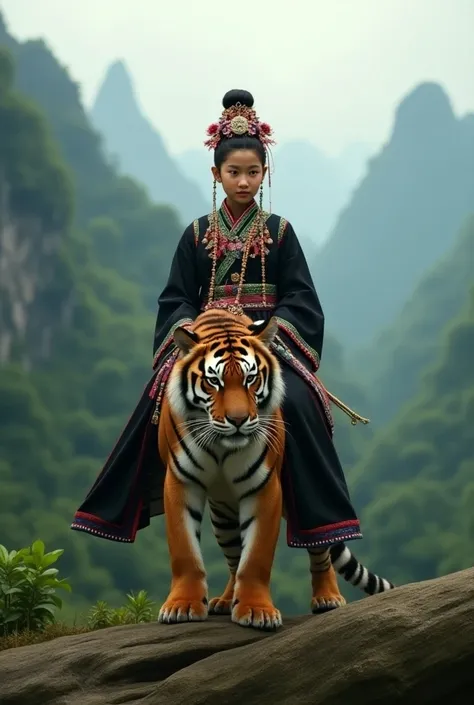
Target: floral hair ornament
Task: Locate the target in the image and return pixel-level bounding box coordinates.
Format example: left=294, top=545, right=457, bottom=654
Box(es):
left=204, top=102, right=276, bottom=150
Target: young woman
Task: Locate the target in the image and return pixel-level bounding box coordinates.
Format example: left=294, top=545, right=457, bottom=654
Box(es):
left=71, top=89, right=363, bottom=555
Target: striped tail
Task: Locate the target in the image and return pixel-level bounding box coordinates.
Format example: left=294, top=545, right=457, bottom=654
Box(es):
left=329, top=542, right=395, bottom=594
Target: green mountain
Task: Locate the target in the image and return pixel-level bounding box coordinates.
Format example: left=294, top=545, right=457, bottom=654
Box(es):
left=90, top=60, right=209, bottom=225
left=0, top=41, right=155, bottom=612
left=0, top=47, right=74, bottom=365
left=0, top=12, right=370, bottom=618
left=0, top=21, right=181, bottom=311
left=358, top=213, right=474, bottom=425
left=313, top=82, right=474, bottom=349
left=348, top=284, right=474, bottom=585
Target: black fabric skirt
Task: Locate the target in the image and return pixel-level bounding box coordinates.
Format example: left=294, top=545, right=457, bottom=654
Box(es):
left=279, top=363, right=362, bottom=547
left=71, top=354, right=362, bottom=548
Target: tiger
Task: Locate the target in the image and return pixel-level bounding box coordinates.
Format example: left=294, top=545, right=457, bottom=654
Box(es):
left=157, top=308, right=394, bottom=630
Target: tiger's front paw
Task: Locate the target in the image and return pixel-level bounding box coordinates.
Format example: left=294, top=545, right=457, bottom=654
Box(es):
left=209, top=596, right=233, bottom=615
left=158, top=594, right=208, bottom=624
left=231, top=597, right=282, bottom=630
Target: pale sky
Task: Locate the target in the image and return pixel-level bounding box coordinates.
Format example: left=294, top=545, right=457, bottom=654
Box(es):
left=1, top=0, right=473, bottom=157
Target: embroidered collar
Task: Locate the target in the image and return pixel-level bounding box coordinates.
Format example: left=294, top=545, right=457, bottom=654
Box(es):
left=220, top=199, right=258, bottom=230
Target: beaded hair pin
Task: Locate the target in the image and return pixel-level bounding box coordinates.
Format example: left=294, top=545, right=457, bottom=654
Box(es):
left=204, top=102, right=276, bottom=151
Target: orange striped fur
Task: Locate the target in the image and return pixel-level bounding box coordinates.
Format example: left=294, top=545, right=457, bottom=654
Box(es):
left=158, top=309, right=394, bottom=630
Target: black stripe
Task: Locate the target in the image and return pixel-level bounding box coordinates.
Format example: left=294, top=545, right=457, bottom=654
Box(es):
left=329, top=543, right=345, bottom=561
left=240, top=517, right=254, bottom=533
left=310, top=555, right=330, bottom=566
left=171, top=415, right=206, bottom=472
left=180, top=357, right=198, bottom=411
left=211, top=518, right=240, bottom=531
left=233, top=446, right=268, bottom=484
left=186, top=505, right=203, bottom=523
left=211, top=500, right=238, bottom=515
left=219, top=536, right=242, bottom=549
left=169, top=446, right=206, bottom=489
left=257, top=357, right=273, bottom=411
left=190, top=371, right=204, bottom=406
left=353, top=565, right=364, bottom=586
left=365, top=572, right=377, bottom=595
left=334, top=551, right=360, bottom=581
left=172, top=404, right=219, bottom=465
left=234, top=346, right=249, bottom=356
left=208, top=504, right=232, bottom=521
left=239, top=467, right=273, bottom=500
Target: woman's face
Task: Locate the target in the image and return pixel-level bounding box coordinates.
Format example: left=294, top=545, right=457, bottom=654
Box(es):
left=212, top=149, right=267, bottom=207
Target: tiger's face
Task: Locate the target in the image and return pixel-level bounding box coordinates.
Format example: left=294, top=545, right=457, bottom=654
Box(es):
left=168, top=314, right=285, bottom=450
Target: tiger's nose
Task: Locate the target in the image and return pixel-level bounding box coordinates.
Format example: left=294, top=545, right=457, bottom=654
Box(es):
left=226, top=413, right=248, bottom=428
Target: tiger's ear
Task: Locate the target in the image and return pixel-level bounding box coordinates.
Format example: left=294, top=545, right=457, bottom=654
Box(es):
left=248, top=317, right=278, bottom=347
left=174, top=326, right=200, bottom=354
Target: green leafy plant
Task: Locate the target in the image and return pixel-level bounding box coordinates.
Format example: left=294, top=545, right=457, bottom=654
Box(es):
left=86, top=600, right=115, bottom=630
left=0, top=540, right=71, bottom=635
left=123, top=590, right=156, bottom=623
left=87, top=590, right=157, bottom=629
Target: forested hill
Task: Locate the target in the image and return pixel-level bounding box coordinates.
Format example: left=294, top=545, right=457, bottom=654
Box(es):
left=0, top=42, right=156, bottom=612
left=348, top=283, right=474, bottom=586
left=312, top=82, right=474, bottom=349
left=358, top=213, right=474, bottom=425
left=0, top=11, right=371, bottom=618
left=0, top=18, right=180, bottom=311
left=91, top=60, right=209, bottom=225
left=0, top=47, right=74, bottom=365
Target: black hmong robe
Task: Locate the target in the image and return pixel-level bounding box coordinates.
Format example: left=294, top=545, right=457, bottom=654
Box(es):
left=71, top=200, right=362, bottom=548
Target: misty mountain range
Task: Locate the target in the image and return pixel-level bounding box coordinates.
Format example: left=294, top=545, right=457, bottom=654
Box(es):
left=89, top=59, right=474, bottom=353
left=89, top=60, right=373, bottom=252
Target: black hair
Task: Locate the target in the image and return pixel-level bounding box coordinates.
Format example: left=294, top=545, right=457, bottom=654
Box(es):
left=214, top=89, right=267, bottom=169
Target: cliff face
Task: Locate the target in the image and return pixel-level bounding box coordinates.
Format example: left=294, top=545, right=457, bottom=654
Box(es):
left=0, top=175, right=72, bottom=364
left=0, top=48, right=73, bottom=367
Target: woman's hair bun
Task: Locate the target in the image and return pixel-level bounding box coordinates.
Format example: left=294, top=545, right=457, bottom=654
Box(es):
left=222, top=89, right=254, bottom=109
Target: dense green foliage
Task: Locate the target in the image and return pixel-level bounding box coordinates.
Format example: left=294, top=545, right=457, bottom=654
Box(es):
left=0, top=49, right=72, bottom=229
left=350, top=285, right=474, bottom=584
left=357, top=214, right=474, bottom=425
left=0, top=540, right=71, bottom=635
left=0, top=24, right=181, bottom=310
left=0, top=539, right=162, bottom=651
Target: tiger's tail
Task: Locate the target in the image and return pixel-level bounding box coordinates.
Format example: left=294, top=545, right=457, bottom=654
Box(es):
left=329, top=542, right=395, bottom=594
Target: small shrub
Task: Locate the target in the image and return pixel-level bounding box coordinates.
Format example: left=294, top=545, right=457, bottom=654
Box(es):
left=1, top=540, right=160, bottom=651
left=0, top=540, right=71, bottom=636
left=124, top=590, right=156, bottom=623
left=86, top=590, right=157, bottom=629
left=86, top=600, right=115, bottom=629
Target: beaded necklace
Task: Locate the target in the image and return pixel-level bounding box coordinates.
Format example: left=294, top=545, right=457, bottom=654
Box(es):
left=204, top=204, right=268, bottom=316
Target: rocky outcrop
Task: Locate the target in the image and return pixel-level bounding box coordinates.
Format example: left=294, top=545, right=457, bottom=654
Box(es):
left=0, top=567, right=473, bottom=704
left=0, top=174, right=73, bottom=365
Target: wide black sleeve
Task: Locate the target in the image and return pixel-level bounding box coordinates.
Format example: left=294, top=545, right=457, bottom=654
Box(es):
left=152, top=223, right=200, bottom=368
left=273, top=221, right=324, bottom=370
